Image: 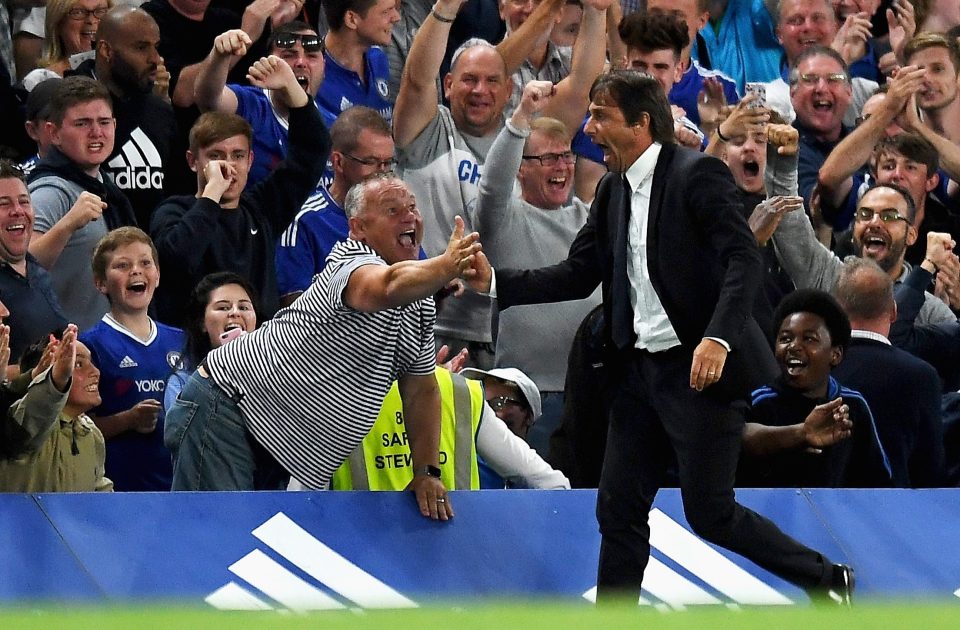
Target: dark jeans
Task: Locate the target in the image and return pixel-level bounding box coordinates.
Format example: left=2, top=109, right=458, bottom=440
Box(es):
left=595, top=346, right=831, bottom=601
left=166, top=371, right=287, bottom=491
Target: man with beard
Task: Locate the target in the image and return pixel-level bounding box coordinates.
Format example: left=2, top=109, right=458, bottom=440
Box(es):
left=68, top=6, right=182, bottom=229
left=815, top=63, right=960, bottom=265
left=771, top=181, right=957, bottom=324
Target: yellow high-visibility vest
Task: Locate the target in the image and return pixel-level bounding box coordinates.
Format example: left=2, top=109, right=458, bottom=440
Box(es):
left=331, top=368, right=484, bottom=490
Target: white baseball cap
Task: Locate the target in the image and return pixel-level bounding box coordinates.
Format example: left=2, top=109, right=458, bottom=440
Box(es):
left=460, top=367, right=542, bottom=421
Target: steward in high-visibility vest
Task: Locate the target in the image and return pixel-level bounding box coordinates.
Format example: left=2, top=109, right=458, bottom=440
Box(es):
left=331, top=367, right=484, bottom=490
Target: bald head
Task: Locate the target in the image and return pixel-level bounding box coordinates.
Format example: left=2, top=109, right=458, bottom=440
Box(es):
left=833, top=257, right=896, bottom=332
left=96, top=7, right=162, bottom=95
left=444, top=40, right=510, bottom=137
left=97, top=6, right=142, bottom=43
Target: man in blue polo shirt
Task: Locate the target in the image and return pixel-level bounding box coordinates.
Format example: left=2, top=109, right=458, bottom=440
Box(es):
left=319, top=0, right=398, bottom=125
left=194, top=22, right=326, bottom=186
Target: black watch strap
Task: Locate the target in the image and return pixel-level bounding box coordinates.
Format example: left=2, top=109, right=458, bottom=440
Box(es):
left=415, top=465, right=442, bottom=478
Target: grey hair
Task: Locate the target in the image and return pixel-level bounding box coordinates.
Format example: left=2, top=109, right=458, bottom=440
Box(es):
left=450, top=38, right=504, bottom=75
left=344, top=172, right=405, bottom=219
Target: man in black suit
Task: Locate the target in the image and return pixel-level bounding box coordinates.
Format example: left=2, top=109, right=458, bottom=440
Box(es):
left=468, top=70, right=853, bottom=604
left=832, top=257, right=945, bottom=487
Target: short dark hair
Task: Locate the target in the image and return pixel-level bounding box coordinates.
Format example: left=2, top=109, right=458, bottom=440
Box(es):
left=859, top=181, right=918, bottom=223
left=46, top=76, right=112, bottom=126
left=324, top=0, right=379, bottom=31
left=773, top=289, right=852, bottom=349
left=0, top=160, right=26, bottom=184
left=589, top=70, right=675, bottom=145
left=789, top=46, right=850, bottom=86
left=873, top=133, right=939, bottom=179
left=189, top=112, right=253, bottom=153
left=904, top=32, right=960, bottom=76
left=330, top=105, right=391, bottom=153
left=184, top=272, right=260, bottom=366
left=618, top=9, right=689, bottom=58
left=833, top=257, right=894, bottom=322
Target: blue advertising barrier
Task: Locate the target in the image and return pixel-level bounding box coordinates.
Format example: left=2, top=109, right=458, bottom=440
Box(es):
left=1, top=489, right=958, bottom=609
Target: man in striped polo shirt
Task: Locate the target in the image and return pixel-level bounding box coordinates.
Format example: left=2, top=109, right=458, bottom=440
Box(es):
left=166, top=173, right=481, bottom=520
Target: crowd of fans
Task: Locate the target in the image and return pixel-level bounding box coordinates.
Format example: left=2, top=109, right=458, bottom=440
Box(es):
left=2, top=0, right=960, bottom=496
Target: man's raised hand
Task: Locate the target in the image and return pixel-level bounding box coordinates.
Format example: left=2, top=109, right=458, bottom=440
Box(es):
left=213, top=29, right=252, bottom=59
left=51, top=324, right=78, bottom=392
left=444, top=215, right=482, bottom=278
left=247, top=55, right=309, bottom=107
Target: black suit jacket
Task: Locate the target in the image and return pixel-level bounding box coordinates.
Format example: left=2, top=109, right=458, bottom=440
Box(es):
left=497, top=143, right=777, bottom=398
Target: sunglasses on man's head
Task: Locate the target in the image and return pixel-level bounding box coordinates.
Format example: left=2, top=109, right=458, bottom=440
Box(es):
left=273, top=34, right=324, bottom=54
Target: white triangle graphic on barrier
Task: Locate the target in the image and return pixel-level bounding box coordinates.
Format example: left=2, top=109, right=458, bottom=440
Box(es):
left=206, top=512, right=417, bottom=611
left=581, top=509, right=794, bottom=607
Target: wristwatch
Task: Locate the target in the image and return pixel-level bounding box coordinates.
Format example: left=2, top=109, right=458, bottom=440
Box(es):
left=415, top=465, right=442, bottom=478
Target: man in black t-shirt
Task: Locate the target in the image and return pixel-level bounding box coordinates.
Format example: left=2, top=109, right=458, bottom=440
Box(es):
left=68, top=6, right=187, bottom=229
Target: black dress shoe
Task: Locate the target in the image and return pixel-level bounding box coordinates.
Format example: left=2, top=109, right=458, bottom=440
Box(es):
left=814, top=564, right=855, bottom=606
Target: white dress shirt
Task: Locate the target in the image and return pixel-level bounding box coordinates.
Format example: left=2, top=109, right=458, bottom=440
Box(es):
left=624, top=142, right=682, bottom=352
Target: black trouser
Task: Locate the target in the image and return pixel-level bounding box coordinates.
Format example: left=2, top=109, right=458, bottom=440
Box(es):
left=595, top=346, right=831, bottom=601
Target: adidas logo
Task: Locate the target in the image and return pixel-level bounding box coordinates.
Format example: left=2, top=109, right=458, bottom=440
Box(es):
left=206, top=512, right=418, bottom=611
left=119, top=356, right=138, bottom=368
left=107, top=127, right=164, bottom=190
left=581, top=509, right=794, bottom=608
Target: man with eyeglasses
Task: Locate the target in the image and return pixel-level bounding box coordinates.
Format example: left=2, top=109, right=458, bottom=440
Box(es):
left=394, top=0, right=610, bottom=371
left=771, top=181, right=957, bottom=325
left=760, top=0, right=878, bottom=129
left=462, top=367, right=541, bottom=441
left=817, top=66, right=960, bottom=266
left=471, top=80, right=599, bottom=457
left=789, top=46, right=865, bottom=229
left=194, top=22, right=326, bottom=187
left=276, top=105, right=425, bottom=307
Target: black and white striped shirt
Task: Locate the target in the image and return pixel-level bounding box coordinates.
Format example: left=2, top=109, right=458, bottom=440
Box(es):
left=206, top=240, right=437, bottom=489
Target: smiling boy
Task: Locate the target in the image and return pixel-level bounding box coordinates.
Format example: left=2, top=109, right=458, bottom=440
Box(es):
left=79, top=226, right=184, bottom=491
left=740, top=288, right=892, bottom=487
